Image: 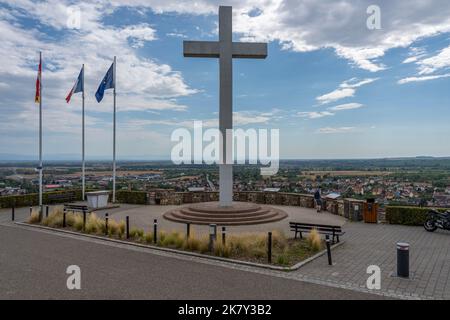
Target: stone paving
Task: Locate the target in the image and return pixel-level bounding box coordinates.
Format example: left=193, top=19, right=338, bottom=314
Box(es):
left=294, top=222, right=450, bottom=300
left=1, top=203, right=449, bottom=299
left=6, top=202, right=342, bottom=235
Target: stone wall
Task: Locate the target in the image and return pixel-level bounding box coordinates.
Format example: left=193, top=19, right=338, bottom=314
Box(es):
left=144, top=189, right=366, bottom=219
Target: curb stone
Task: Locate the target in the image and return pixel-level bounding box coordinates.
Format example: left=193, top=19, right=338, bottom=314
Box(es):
left=14, top=221, right=343, bottom=272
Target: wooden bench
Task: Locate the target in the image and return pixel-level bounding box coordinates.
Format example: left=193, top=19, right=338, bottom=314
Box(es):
left=63, top=204, right=89, bottom=213
left=47, top=192, right=76, bottom=203
left=289, top=222, right=345, bottom=244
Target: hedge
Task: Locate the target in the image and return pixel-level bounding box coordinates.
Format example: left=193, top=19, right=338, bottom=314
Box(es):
left=385, top=206, right=447, bottom=226
left=0, top=189, right=83, bottom=208
left=115, top=190, right=147, bottom=204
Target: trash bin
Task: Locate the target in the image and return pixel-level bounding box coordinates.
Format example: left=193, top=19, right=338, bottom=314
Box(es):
left=352, top=203, right=361, bottom=221
left=363, top=198, right=378, bottom=223
left=86, top=190, right=109, bottom=209
left=397, top=242, right=410, bottom=278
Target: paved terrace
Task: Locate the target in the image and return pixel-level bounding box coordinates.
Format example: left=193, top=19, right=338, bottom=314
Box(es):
left=1, top=203, right=449, bottom=299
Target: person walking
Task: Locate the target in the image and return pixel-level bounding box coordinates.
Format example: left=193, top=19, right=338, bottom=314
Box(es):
left=314, top=188, right=322, bottom=213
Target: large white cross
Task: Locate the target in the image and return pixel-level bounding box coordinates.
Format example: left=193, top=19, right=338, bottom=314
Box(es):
left=184, top=6, right=268, bottom=207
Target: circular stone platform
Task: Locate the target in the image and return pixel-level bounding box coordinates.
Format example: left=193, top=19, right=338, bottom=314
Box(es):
left=163, top=202, right=288, bottom=226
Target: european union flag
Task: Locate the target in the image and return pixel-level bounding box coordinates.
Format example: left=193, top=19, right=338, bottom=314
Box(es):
left=95, top=62, right=114, bottom=102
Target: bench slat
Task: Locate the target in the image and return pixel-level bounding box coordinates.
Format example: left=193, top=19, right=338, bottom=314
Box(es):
left=289, top=221, right=342, bottom=229
left=64, top=204, right=88, bottom=212
left=289, top=221, right=344, bottom=244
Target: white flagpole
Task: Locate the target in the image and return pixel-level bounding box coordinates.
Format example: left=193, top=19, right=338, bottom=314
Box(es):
left=82, top=64, right=85, bottom=201
left=38, top=51, right=43, bottom=213
left=112, top=56, right=116, bottom=203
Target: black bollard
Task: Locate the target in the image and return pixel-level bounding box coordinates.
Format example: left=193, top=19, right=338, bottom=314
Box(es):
left=63, top=208, right=67, bottom=228
left=126, top=216, right=130, bottom=239
left=82, top=209, right=86, bottom=231
left=45, top=205, right=49, bottom=218
left=222, top=226, right=226, bottom=246
left=326, top=235, right=332, bottom=265
left=267, top=232, right=272, bottom=264
left=11, top=206, right=15, bottom=221
left=153, top=219, right=158, bottom=243
left=105, top=213, right=109, bottom=236
left=29, top=206, right=32, bottom=216
left=209, top=224, right=216, bottom=252
left=397, top=242, right=410, bottom=278
left=186, top=223, right=191, bottom=239
left=211, top=224, right=217, bottom=241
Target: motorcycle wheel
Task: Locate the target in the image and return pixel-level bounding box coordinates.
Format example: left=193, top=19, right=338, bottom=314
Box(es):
left=424, top=219, right=437, bottom=232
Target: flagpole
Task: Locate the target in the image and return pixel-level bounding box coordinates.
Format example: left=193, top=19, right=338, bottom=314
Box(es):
left=38, top=51, right=43, bottom=213
left=112, top=56, right=116, bottom=203
left=82, top=64, right=85, bottom=201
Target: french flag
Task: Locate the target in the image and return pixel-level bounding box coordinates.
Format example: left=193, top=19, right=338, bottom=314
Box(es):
left=66, top=66, right=84, bottom=103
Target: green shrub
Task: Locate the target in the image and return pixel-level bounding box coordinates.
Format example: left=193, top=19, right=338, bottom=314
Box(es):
left=65, top=213, right=76, bottom=227
left=276, top=252, right=290, bottom=265
left=107, top=219, right=120, bottom=237
left=73, top=214, right=84, bottom=231
left=129, top=228, right=144, bottom=241
left=42, top=210, right=64, bottom=228
left=115, top=191, right=147, bottom=204
left=27, top=209, right=41, bottom=224
left=144, top=231, right=154, bottom=244
left=385, top=206, right=435, bottom=226
left=214, top=241, right=231, bottom=258
left=158, top=231, right=185, bottom=248
left=307, top=229, right=322, bottom=252
left=183, top=231, right=202, bottom=251
left=117, top=220, right=125, bottom=238
left=85, top=213, right=103, bottom=234
left=0, top=190, right=84, bottom=208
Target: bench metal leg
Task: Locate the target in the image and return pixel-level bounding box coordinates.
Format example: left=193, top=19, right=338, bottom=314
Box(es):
left=299, top=231, right=303, bottom=239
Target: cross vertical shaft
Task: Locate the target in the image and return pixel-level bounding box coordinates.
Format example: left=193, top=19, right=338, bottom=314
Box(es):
left=219, top=6, right=233, bottom=206
left=183, top=6, right=267, bottom=208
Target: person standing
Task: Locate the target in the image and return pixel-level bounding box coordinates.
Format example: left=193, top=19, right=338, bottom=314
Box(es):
left=314, top=188, right=322, bottom=213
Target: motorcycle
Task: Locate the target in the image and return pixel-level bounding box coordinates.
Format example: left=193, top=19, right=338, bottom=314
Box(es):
left=423, top=209, right=450, bottom=232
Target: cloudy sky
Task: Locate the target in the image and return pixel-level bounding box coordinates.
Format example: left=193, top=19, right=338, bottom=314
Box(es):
left=1, top=0, right=450, bottom=160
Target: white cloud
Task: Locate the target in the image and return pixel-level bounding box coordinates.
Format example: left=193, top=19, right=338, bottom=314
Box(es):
left=317, top=127, right=355, bottom=134
left=402, top=47, right=427, bottom=64
left=166, top=32, right=187, bottom=38
left=417, top=45, right=450, bottom=75
left=0, top=82, right=10, bottom=89
left=316, top=78, right=377, bottom=104
left=340, top=78, right=378, bottom=88
left=120, top=111, right=271, bottom=130
left=297, top=111, right=334, bottom=119
left=119, top=24, right=157, bottom=48
left=0, top=0, right=198, bottom=157
left=231, top=0, right=450, bottom=72
left=398, top=73, right=450, bottom=84
left=316, top=88, right=355, bottom=105
left=36, top=0, right=450, bottom=73
left=298, top=103, right=363, bottom=121
left=328, top=103, right=363, bottom=111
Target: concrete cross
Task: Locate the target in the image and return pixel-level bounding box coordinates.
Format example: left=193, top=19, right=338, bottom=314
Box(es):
left=183, top=6, right=268, bottom=207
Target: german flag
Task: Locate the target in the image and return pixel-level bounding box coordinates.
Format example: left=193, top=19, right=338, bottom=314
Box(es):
left=35, top=54, right=41, bottom=103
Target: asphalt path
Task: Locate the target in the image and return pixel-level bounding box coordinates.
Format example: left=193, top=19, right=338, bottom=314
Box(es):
left=0, top=223, right=384, bottom=300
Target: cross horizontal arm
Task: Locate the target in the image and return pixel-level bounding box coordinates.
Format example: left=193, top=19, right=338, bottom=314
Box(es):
left=184, top=41, right=219, bottom=58
left=184, top=41, right=268, bottom=59
left=232, top=42, right=267, bottom=59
